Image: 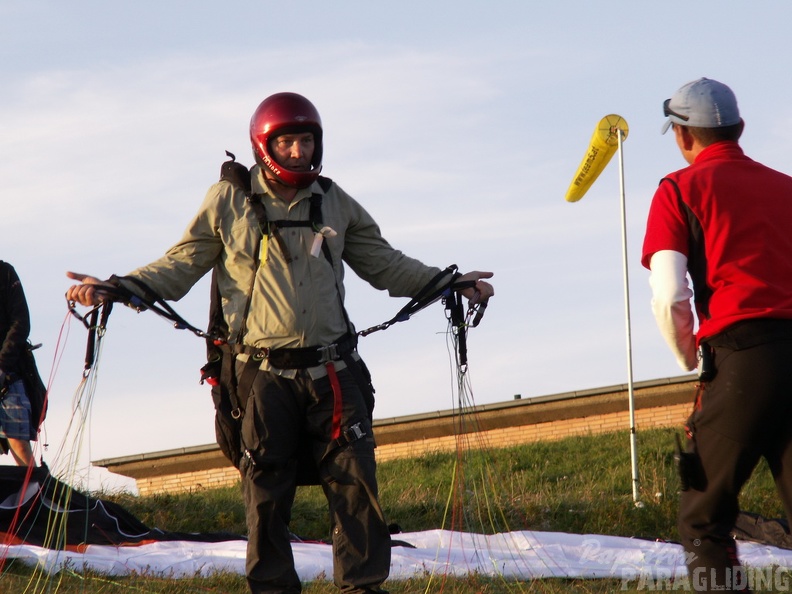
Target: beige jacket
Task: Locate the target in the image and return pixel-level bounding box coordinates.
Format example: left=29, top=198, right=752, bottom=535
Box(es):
left=123, top=165, right=444, bottom=359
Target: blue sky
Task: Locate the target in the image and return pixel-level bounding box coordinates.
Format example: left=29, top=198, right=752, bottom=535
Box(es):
left=3, top=2, right=791, bottom=490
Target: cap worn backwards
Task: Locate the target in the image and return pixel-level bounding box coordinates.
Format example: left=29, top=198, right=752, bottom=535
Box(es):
left=661, top=77, right=741, bottom=134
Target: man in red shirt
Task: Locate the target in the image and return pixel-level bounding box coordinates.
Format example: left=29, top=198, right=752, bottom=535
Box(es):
left=643, top=78, right=792, bottom=592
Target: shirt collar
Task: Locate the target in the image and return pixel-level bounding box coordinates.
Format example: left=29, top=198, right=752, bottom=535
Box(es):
left=694, top=141, right=745, bottom=164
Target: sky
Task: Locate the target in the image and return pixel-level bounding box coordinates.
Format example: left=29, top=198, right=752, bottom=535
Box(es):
left=3, top=1, right=792, bottom=492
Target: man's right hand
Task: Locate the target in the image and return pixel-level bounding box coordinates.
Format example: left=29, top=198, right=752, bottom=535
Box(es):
left=65, top=272, right=113, bottom=307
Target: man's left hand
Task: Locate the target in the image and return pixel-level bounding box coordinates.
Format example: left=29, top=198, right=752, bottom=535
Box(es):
left=456, top=270, right=494, bottom=306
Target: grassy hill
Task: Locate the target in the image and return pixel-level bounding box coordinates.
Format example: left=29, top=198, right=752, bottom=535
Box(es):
left=2, top=427, right=788, bottom=592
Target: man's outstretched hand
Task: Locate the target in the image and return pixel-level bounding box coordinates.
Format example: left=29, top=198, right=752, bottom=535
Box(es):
left=456, top=270, right=494, bottom=305
left=65, top=272, right=113, bottom=307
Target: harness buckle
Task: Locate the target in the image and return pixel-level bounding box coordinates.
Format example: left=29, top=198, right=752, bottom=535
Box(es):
left=317, top=343, right=339, bottom=364
left=243, top=449, right=257, bottom=467
left=347, top=422, right=366, bottom=441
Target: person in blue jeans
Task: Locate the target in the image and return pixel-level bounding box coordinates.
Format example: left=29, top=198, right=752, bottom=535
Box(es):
left=0, top=261, right=37, bottom=467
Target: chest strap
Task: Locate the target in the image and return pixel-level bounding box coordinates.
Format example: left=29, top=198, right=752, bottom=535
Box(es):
left=247, top=190, right=332, bottom=266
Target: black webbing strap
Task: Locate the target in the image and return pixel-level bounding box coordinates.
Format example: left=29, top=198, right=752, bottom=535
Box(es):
left=445, top=287, right=468, bottom=367
left=246, top=191, right=332, bottom=267
left=81, top=301, right=114, bottom=373
left=309, top=193, right=333, bottom=265
left=233, top=349, right=261, bottom=419
left=102, top=276, right=215, bottom=341
left=325, top=421, right=367, bottom=456
left=226, top=333, right=358, bottom=369
left=357, top=265, right=464, bottom=337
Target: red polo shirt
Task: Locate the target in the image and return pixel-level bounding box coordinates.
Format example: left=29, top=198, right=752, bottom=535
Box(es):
left=642, top=141, right=792, bottom=341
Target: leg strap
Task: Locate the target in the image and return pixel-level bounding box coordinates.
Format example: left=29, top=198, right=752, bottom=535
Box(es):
left=326, top=362, right=343, bottom=440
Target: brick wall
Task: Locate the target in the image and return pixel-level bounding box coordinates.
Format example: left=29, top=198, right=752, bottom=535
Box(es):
left=95, top=377, right=697, bottom=496
left=137, top=466, right=241, bottom=496
left=374, top=401, right=689, bottom=463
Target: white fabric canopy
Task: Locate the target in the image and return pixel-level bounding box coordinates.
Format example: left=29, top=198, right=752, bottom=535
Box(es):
left=5, top=529, right=792, bottom=585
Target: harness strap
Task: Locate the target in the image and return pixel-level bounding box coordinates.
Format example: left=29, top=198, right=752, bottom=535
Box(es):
left=326, top=362, right=343, bottom=440
left=83, top=301, right=113, bottom=373
left=445, top=286, right=468, bottom=367
left=209, top=342, right=245, bottom=421
left=357, top=265, right=463, bottom=337
left=245, top=186, right=332, bottom=267
left=235, top=351, right=263, bottom=419
left=327, top=422, right=366, bottom=454
left=270, top=226, right=292, bottom=263
left=309, top=193, right=333, bottom=264
left=83, top=307, right=101, bottom=372
left=227, top=333, right=358, bottom=369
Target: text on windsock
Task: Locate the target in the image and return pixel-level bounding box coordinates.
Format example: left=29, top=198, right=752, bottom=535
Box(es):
left=565, top=114, right=629, bottom=203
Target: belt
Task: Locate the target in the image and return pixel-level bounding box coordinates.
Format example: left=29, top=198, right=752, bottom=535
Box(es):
left=231, top=334, right=358, bottom=370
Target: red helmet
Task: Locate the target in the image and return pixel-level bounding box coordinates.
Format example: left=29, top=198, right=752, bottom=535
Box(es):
left=249, top=92, right=323, bottom=189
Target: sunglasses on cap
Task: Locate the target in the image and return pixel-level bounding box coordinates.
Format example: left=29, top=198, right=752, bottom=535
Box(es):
left=663, top=98, right=689, bottom=122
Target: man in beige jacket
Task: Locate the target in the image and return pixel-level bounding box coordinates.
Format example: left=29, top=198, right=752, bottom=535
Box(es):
left=66, top=92, right=493, bottom=594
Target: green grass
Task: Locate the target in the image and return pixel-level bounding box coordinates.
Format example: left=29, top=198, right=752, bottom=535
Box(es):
left=1, top=427, right=789, bottom=592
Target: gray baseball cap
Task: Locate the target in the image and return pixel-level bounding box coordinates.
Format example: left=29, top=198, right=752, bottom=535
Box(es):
left=661, top=77, right=741, bottom=134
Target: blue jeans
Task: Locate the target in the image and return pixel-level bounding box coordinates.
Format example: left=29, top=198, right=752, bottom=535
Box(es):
left=0, top=379, right=33, bottom=440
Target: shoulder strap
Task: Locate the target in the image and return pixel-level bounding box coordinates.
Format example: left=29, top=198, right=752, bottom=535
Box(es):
left=317, top=175, right=332, bottom=192
left=207, top=154, right=351, bottom=348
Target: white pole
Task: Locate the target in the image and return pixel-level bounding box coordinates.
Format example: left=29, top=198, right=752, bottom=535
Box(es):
left=616, top=129, right=640, bottom=505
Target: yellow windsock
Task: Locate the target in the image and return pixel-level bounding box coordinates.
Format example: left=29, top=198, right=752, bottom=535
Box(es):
left=564, top=114, right=629, bottom=203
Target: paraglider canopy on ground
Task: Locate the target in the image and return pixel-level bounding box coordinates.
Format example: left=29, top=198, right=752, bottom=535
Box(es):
left=0, top=465, right=244, bottom=549
left=4, top=465, right=792, bottom=584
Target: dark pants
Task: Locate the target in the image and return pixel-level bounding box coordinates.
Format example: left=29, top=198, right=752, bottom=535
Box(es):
left=679, top=319, right=792, bottom=593
left=239, top=363, right=391, bottom=594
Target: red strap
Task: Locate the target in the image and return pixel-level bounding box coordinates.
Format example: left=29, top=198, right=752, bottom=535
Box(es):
left=693, top=383, right=704, bottom=411
left=326, top=362, right=343, bottom=440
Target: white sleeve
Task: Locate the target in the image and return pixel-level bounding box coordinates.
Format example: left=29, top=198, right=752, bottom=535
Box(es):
left=648, top=250, right=698, bottom=372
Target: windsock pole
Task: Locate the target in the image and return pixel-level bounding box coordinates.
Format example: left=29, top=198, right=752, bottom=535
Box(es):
left=616, top=129, right=641, bottom=506
left=564, top=115, right=640, bottom=504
